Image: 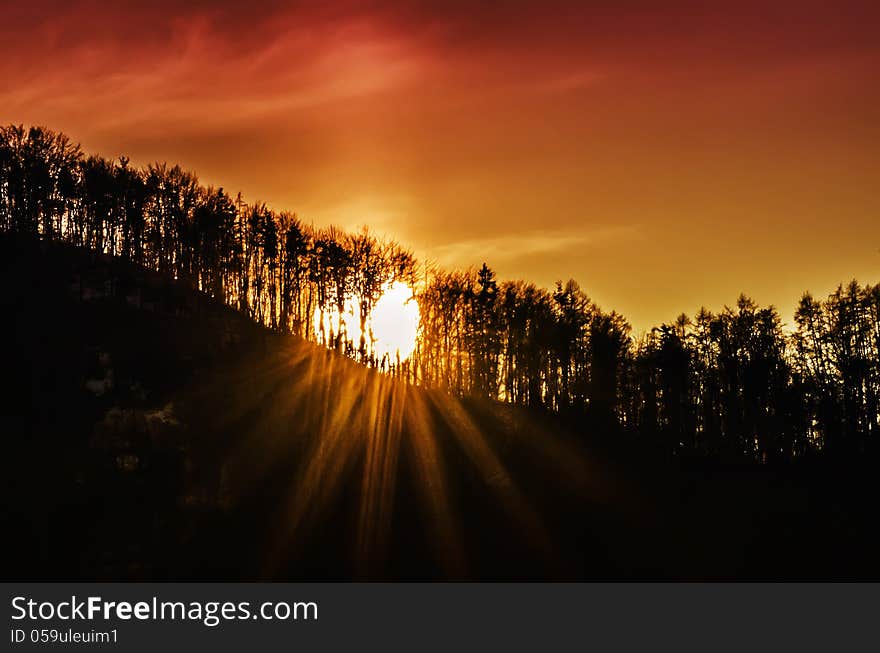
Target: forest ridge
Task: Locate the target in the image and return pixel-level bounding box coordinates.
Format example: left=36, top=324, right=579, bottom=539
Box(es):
left=2, top=124, right=878, bottom=462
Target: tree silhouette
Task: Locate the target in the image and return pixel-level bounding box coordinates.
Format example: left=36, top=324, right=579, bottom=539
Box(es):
left=2, top=123, right=878, bottom=462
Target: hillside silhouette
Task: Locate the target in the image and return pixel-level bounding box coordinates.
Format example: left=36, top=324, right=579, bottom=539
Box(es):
left=4, top=235, right=880, bottom=581
left=2, top=124, right=880, bottom=580
left=2, top=124, right=879, bottom=464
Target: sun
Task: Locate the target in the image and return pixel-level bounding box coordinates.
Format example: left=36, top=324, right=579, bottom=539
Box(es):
left=371, top=281, right=420, bottom=362
left=311, top=280, right=420, bottom=363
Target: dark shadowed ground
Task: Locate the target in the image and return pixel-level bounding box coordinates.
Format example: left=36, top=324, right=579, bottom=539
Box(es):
left=3, top=236, right=879, bottom=581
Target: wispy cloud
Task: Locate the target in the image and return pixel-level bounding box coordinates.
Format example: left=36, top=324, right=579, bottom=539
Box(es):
left=429, top=226, right=640, bottom=268
left=0, top=4, right=434, bottom=136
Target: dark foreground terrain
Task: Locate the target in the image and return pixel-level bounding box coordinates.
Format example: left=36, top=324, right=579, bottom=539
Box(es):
left=3, top=236, right=879, bottom=580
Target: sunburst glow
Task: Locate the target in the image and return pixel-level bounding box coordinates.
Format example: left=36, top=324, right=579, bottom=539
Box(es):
left=372, top=281, right=420, bottom=362
left=312, top=281, right=420, bottom=363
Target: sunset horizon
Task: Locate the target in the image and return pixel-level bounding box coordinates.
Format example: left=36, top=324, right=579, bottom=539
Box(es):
left=4, top=1, right=878, bottom=331
left=4, top=0, right=880, bottom=597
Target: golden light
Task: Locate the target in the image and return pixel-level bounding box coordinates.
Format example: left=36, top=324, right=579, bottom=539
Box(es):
left=312, top=281, right=420, bottom=363
left=371, top=281, right=420, bottom=362
left=242, top=312, right=597, bottom=579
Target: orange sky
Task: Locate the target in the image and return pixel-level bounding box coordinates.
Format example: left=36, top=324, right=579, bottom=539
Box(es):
left=2, top=0, right=878, bottom=331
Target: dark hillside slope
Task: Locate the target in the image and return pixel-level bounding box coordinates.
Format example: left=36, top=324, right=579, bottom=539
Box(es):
left=3, top=236, right=879, bottom=580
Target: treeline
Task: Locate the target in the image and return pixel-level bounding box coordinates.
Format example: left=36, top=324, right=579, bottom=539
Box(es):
left=624, top=291, right=879, bottom=460
left=2, top=125, right=878, bottom=460
left=0, top=125, right=419, bottom=364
